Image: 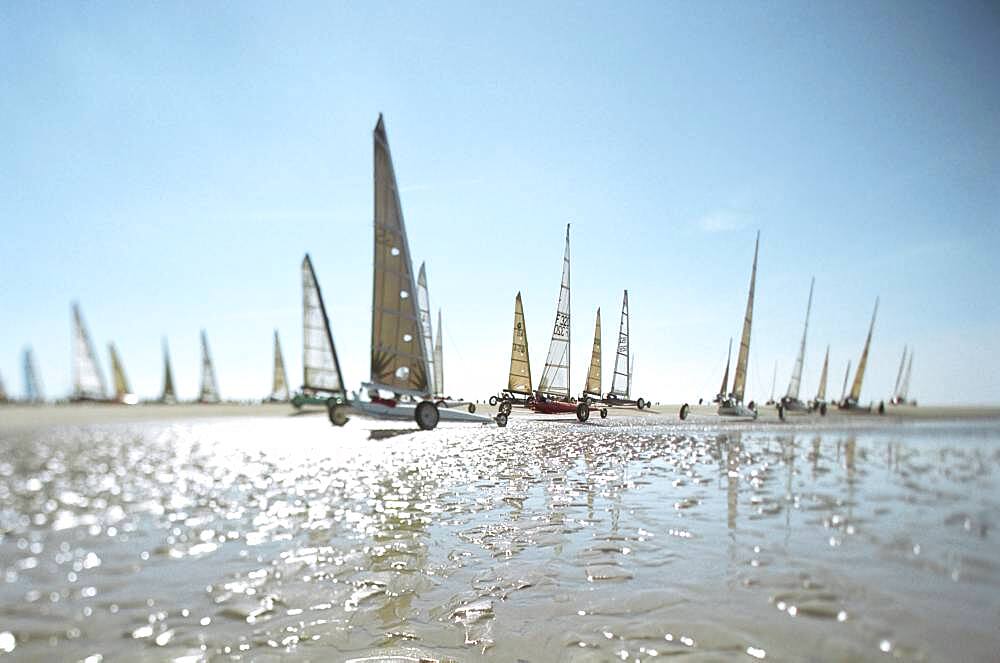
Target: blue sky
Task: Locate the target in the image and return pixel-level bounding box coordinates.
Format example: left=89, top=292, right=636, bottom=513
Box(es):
left=1, top=2, right=998, bottom=404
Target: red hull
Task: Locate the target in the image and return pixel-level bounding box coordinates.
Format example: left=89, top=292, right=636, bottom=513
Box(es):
left=529, top=400, right=577, bottom=414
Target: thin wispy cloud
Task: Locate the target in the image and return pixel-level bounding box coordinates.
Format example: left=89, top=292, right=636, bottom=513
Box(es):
left=696, top=209, right=751, bottom=233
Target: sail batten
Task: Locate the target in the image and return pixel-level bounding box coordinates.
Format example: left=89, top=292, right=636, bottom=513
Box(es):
left=732, top=232, right=760, bottom=403
left=433, top=310, right=444, bottom=398
left=848, top=298, right=879, bottom=403
left=72, top=303, right=107, bottom=400
left=370, top=115, right=432, bottom=396
left=584, top=308, right=602, bottom=396
left=786, top=277, right=814, bottom=400
left=302, top=255, right=346, bottom=396
left=507, top=292, right=533, bottom=395
left=198, top=330, right=220, bottom=403
left=610, top=290, right=631, bottom=398
left=538, top=224, right=571, bottom=398
left=815, top=345, right=830, bottom=401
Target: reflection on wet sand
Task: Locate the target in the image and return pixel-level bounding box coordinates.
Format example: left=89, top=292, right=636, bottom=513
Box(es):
left=0, top=417, right=998, bottom=660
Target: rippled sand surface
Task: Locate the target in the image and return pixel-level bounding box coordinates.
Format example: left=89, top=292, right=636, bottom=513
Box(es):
left=2, top=413, right=999, bottom=661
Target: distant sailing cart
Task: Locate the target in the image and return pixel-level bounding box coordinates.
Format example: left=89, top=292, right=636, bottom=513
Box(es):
left=586, top=290, right=649, bottom=411
left=837, top=297, right=886, bottom=415
left=777, top=278, right=818, bottom=421
left=491, top=292, right=536, bottom=409
left=681, top=232, right=760, bottom=421
left=293, top=116, right=505, bottom=430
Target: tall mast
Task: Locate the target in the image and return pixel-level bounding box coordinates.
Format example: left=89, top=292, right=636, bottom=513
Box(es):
left=538, top=224, right=571, bottom=399
left=732, top=231, right=759, bottom=403
left=785, top=277, right=814, bottom=401
left=848, top=297, right=879, bottom=403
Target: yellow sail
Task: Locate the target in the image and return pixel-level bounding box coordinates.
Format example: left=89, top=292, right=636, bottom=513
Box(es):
left=815, top=345, right=830, bottom=401
left=848, top=297, right=879, bottom=403
left=370, top=114, right=431, bottom=396
left=108, top=342, right=133, bottom=401
left=507, top=292, right=533, bottom=395
left=719, top=337, right=732, bottom=398
left=584, top=308, right=602, bottom=396
left=732, top=232, right=759, bottom=402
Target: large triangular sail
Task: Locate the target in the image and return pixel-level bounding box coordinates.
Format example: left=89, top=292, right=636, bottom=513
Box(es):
left=899, top=350, right=914, bottom=401
left=160, top=339, right=176, bottom=403
left=840, top=360, right=852, bottom=402
left=892, top=346, right=908, bottom=401
left=507, top=292, right=533, bottom=395
left=815, top=345, right=830, bottom=401
left=433, top=310, right=444, bottom=398
left=610, top=290, right=630, bottom=398
left=786, top=277, right=814, bottom=401
left=584, top=308, right=602, bottom=396
left=848, top=298, right=879, bottom=403
left=370, top=114, right=432, bottom=396
left=416, top=263, right=436, bottom=396
left=270, top=330, right=290, bottom=401
left=23, top=347, right=43, bottom=402
left=108, top=343, right=134, bottom=402
left=302, top=254, right=346, bottom=396
left=72, top=303, right=107, bottom=400
left=732, top=232, right=759, bottom=403
left=538, top=224, right=571, bottom=399
left=198, top=330, right=220, bottom=403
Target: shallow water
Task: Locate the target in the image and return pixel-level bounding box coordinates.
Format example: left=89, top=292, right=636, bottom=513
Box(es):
left=1, top=414, right=999, bottom=661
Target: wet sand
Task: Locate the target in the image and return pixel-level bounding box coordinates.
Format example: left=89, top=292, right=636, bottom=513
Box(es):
left=1, top=406, right=999, bottom=660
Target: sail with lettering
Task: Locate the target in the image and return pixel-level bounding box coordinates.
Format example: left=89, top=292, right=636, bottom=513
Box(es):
left=198, top=330, right=220, bottom=403
left=847, top=298, right=878, bottom=404
left=23, top=347, right=43, bottom=403
left=370, top=114, right=431, bottom=397
left=584, top=308, right=602, bottom=397
left=785, top=277, right=814, bottom=401
left=302, top=254, right=346, bottom=397
left=108, top=343, right=136, bottom=404
left=815, top=345, right=830, bottom=402
left=433, top=310, right=444, bottom=398
left=72, top=303, right=107, bottom=401
left=507, top=292, right=533, bottom=395
left=538, top=224, right=571, bottom=399
left=269, top=330, right=290, bottom=401
left=160, top=339, right=176, bottom=403
left=416, top=263, right=436, bottom=396
left=892, top=346, right=908, bottom=402
left=610, top=290, right=630, bottom=398
left=731, top=232, right=759, bottom=403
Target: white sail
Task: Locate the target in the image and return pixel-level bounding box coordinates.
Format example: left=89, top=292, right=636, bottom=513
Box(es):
left=899, top=350, right=914, bottom=401
left=72, top=303, right=107, bottom=400
left=270, top=330, right=290, bottom=401
left=584, top=308, right=602, bottom=396
left=302, top=254, right=346, bottom=395
left=417, top=263, right=436, bottom=396
left=892, top=346, right=908, bottom=401
left=198, top=330, right=220, bottom=403
left=370, top=114, right=432, bottom=396
left=23, top=347, right=43, bottom=402
left=786, top=277, right=814, bottom=401
left=815, top=345, right=830, bottom=401
left=434, top=309, right=444, bottom=398
left=848, top=297, right=879, bottom=403
left=507, top=292, right=533, bottom=395
left=769, top=361, right=778, bottom=402
left=732, top=232, right=759, bottom=403
left=160, top=338, right=176, bottom=404
left=108, top=343, right=134, bottom=403
left=610, top=289, right=630, bottom=398
left=538, top=224, right=571, bottom=399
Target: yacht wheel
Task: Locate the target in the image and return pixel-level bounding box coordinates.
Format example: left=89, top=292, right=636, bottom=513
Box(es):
left=489, top=395, right=498, bottom=406
left=525, top=396, right=535, bottom=407
left=777, top=404, right=785, bottom=422
left=415, top=401, right=440, bottom=430
left=679, top=403, right=689, bottom=421
left=600, top=408, right=608, bottom=419
left=327, top=401, right=349, bottom=427
left=576, top=402, right=590, bottom=422
left=495, top=412, right=508, bottom=427
left=637, top=398, right=646, bottom=410
left=467, top=403, right=476, bottom=414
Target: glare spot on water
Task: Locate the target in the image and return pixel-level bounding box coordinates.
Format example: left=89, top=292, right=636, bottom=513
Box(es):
left=747, top=646, right=766, bottom=659
left=0, top=632, right=15, bottom=653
